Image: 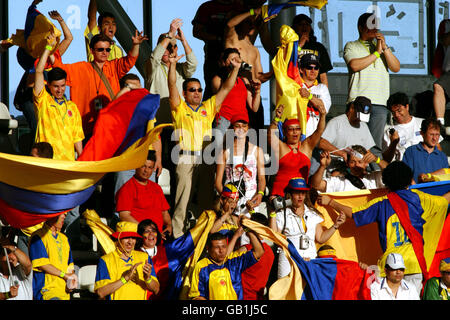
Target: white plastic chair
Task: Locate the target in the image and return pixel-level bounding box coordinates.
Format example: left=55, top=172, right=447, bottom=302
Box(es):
left=158, top=168, right=170, bottom=195
left=78, top=265, right=97, bottom=293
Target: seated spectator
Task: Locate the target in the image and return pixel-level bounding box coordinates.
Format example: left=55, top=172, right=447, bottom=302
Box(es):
left=188, top=222, right=265, bottom=300
left=0, top=236, right=32, bottom=300
left=269, top=177, right=346, bottom=279
left=310, top=145, right=387, bottom=193
left=402, top=118, right=449, bottom=183
left=370, top=253, right=420, bottom=300
left=382, top=92, right=442, bottom=162
left=319, top=96, right=380, bottom=164
left=95, top=221, right=159, bottom=300
left=115, top=151, right=172, bottom=239
left=318, top=161, right=450, bottom=295
left=212, top=48, right=261, bottom=137
left=51, top=31, right=146, bottom=138
left=85, top=0, right=123, bottom=61
left=422, top=258, right=450, bottom=300
left=292, top=14, right=333, bottom=87
left=33, top=35, right=84, bottom=161
left=215, top=115, right=266, bottom=216
left=268, top=103, right=325, bottom=199
left=29, top=213, right=78, bottom=300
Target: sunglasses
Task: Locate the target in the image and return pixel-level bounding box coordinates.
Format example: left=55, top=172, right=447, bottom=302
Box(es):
left=168, top=44, right=178, bottom=49
left=94, top=48, right=111, bottom=52
left=187, top=88, right=203, bottom=93
left=305, top=65, right=319, bottom=70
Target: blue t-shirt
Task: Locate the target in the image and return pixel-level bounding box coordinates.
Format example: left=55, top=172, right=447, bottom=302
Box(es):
left=402, top=143, right=448, bottom=182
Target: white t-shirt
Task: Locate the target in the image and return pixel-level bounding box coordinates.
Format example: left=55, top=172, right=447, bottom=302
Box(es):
left=370, top=277, right=420, bottom=300
left=303, top=83, right=332, bottom=138
left=322, top=114, right=376, bottom=151
left=0, top=265, right=32, bottom=300
left=382, top=117, right=443, bottom=161
left=324, top=171, right=384, bottom=193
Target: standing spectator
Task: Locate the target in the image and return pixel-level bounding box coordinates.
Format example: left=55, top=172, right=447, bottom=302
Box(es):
left=370, top=253, right=420, bottom=300
left=268, top=103, right=325, bottom=199
left=29, top=213, right=78, bottom=300
left=115, top=151, right=172, bottom=239
left=192, top=0, right=245, bottom=101
left=423, top=258, right=450, bottom=300
left=0, top=237, right=33, bottom=300
left=94, top=221, right=159, bottom=300
left=215, top=114, right=266, bottom=216
left=269, top=177, right=346, bottom=279
left=85, top=0, right=123, bottom=62
left=318, top=161, right=450, bottom=295
left=344, top=12, right=400, bottom=149
left=212, top=48, right=261, bottom=137
left=188, top=222, right=265, bottom=300
left=51, top=31, right=146, bottom=138
left=402, top=119, right=449, bottom=183
left=168, top=50, right=240, bottom=239
left=292, top=14, right=333, bottom=87
left=382, top=92, right=443, bottom=162
left=310, top=146, right=386, bottom=193
left=33, top=35, right=84, bottom=161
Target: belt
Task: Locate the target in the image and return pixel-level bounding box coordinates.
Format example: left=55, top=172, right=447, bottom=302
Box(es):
left=180, top=150, right=202, bottom=156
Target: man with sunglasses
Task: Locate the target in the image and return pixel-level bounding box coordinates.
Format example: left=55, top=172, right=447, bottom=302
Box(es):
left=344, top=12, right=400, bottom=150
left=168, top=51, right=240, bottom=239
left=51, top=31, right=147, bottom=138
left=370, top=253, right=419, bottom=300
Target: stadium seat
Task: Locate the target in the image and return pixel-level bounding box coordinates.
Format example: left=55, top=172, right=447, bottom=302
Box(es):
left=78, top=265, right=97, bottom=293
left=158, top=168, right=170, bottom=195
left=92, top=217, right=108, bottom=252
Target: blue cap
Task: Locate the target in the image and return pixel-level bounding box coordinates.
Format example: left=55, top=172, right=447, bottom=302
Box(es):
left=287, top=177, right=310, bottom=191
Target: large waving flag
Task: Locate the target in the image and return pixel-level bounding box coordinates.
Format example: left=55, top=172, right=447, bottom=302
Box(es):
left=262, top=0, right=328, bottom=22
left=272, top=25, right=309, bottom=138
left=84, top=209, right=216, bottom=300
left=5, top=4, right=62, bottom=70
left=0, top=90, right=163, bottom=228
left=241, top=219, right=372, bottom=300
left=315, top=181, right=450, bottom=279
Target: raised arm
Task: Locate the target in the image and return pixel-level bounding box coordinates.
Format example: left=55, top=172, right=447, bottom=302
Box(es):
left=49, top=11, right=73, bottom=56
left=34, top=35, right=56, bottom=95
left=214, top=59, right=240, bottom=113
left=168, top=54, right=185, bottom=110
left=87, top=0, right=97, bottom=32
left=268, top=104, right=284, bottom=151
left=310, top=151, right=330, bottom=192
left=130, top=30, right=148, bottom=58
left=302, top=103, right=326, bottom=157
left=317, top=194, right=353, bottom=219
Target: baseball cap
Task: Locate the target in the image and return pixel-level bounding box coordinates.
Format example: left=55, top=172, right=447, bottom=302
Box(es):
left=222, top=183, right=240, bottom=199
left=230, top=113, right=249, bottom=125
left=287, top=177, right=310, bottom=191
left=385, top=253, right=406, bottom=270
left=353, top=96, right=372, bottom=123
left=300, top=53, right=321, bottom=68
left=111, top=221, right=142, bottom=240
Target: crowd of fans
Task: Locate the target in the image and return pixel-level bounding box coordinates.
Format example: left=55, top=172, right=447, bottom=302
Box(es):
left=0, top=0, right=449, bottom=301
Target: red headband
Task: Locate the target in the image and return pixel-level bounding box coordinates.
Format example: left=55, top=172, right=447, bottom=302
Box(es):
left=283, top=118, right=300, bottom=128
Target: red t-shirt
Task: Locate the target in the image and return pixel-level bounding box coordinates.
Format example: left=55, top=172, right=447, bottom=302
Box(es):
left=241, top=242, right=275, bottom=300
left=218, top=77, right=248, bottom=121
left=115, top=177, right=170, bottom=231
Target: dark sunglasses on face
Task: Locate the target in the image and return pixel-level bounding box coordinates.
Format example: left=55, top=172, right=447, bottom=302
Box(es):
left=305, top=65, right=319, bottom=70
left=94, top=48, right=111, bottom=52
left=188, top=87, right=203, bottom=93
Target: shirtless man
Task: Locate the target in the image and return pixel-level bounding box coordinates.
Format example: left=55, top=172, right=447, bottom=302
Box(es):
left=224, top=7, right=271, bottom=84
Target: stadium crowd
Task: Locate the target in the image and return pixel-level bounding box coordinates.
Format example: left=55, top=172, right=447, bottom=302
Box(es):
left=0, top=0, right=449, bottom=301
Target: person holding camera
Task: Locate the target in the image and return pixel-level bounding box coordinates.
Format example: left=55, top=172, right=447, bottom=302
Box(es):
left=269, top=177, right=346, bottom=279
left=211, top=48, right=261, bottom=138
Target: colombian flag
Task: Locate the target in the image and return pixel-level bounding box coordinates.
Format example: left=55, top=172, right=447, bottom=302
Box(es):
left=5, top=4, right=62, bottom=71
left=272, top=25, right=308, bottom=139
left=262, top=0, right=328, bottom=22
left=84, top=209, right=217, bottom=300
left=0, top=90, right=162, bottom=228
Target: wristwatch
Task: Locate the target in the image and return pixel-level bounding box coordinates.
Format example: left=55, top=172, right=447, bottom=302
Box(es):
left=163, top=33, right=173, bottom=40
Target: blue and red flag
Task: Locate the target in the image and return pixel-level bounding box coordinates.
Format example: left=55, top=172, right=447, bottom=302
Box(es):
left=0, top=89, right=162, bottom=229
left=262, top=0, right=328, bottom=22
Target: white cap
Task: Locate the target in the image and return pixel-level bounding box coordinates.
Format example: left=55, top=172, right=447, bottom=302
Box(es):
left=385, top=253, right=405, bottom=269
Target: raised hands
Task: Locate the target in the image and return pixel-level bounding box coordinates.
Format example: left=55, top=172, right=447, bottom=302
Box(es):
left=132, top=30, right=149, bottom=45
left=48, top=10, right=63, bottom=22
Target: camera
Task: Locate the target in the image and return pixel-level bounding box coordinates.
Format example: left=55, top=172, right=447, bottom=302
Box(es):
left=271, top=196, right=292, bottom=211
left=240, top=62, right=252, bottom=72
left=299, top=234, right=310, bottom=250
left=94, top=98, right=103, bottom=111
left=389, top=128, right=395, bottom=135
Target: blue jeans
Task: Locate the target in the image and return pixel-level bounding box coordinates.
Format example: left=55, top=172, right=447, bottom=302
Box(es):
left=368, top=104, right=390, bottom=150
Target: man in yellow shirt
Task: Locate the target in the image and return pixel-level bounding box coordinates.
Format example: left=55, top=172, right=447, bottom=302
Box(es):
left=85, top=0, right=124, bottom=62
left=33, top=37, right=84, bottom=161
left=168, top=50, right=240, bottom=238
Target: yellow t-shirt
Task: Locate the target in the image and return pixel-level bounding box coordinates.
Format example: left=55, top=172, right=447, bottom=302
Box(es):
left=84, top=25, right=124, bottom=62
left=171, top=96, right=217, bottom=151
left=33, top=88, right=84, bottom=161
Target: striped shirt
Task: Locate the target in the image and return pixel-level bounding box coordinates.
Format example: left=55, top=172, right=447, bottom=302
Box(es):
left=344, top=39, right=390, bottom=106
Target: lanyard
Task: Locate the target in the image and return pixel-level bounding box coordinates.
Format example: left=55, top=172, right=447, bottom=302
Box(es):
left=359, top=39, right=377, bottom=67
